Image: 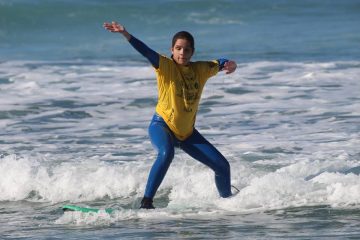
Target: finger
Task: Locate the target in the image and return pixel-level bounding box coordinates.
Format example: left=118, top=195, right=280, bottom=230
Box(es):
left=104, top=23, right=115, bottom=28
left=104, top=26, right=114, bottom=31
left=103, top=23, right=113, bottom=29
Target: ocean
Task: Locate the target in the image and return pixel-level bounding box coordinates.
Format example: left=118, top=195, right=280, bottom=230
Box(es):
left=1, top=0, right=360, bottom=239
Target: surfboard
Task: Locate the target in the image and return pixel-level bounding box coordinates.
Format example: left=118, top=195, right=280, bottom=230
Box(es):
left=62, top=205, right=114, bottom=214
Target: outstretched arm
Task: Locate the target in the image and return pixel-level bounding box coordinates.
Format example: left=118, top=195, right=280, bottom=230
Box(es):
left=103, top=22, right=160, bottom=68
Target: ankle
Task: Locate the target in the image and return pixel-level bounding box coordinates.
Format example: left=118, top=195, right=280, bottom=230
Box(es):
left=140, top=197, right=155, bottom=209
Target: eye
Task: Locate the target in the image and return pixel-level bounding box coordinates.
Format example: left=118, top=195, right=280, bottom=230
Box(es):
left=184, top=48, right=192, bottom=53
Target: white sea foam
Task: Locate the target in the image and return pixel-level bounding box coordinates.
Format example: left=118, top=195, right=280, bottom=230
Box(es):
left=1, top=151, right=359, bottom=212
left=1, top=60, right=360, bottom=219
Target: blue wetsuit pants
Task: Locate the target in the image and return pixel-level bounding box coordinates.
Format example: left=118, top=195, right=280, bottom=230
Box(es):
left=144, top=114, right=232, bottom=199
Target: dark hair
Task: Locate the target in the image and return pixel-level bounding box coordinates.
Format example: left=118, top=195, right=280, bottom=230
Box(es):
left=172, top=31, right=195, bottom=51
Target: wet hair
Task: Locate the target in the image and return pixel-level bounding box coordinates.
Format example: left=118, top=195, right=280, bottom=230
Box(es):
left=172, top=31, right=195, bottom=51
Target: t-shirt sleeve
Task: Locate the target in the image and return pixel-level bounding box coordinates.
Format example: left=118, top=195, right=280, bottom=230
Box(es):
left=197, top=60, right=220, bottom=84
left=155, top=55, right=173, bottom=83
left=155, top=55, right=170, bottom=71
left=207, top=60, right=220, bottom=78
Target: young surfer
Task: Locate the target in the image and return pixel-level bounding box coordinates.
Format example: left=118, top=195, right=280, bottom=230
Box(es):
left=103, top=21, right=237, bottom=209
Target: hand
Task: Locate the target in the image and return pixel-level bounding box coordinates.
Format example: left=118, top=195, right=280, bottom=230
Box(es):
left=103, top=21, right=126, bottom=33
left=103, top=21, right=131, bottom=40
left=223, top=60, right=237, bottom=74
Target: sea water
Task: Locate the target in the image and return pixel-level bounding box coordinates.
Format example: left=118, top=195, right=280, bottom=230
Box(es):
left=1, top=0, right=360, bottom=239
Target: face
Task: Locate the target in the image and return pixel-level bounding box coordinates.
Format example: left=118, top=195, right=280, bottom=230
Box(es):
left=171, top=38, right=194, bottom=66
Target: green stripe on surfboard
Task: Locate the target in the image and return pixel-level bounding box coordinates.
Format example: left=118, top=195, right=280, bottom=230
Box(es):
left=62, top=205, right=114, bottom=214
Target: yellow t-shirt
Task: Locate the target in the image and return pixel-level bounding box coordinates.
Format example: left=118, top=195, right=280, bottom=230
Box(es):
left=154, top=55, right=219, bottom=140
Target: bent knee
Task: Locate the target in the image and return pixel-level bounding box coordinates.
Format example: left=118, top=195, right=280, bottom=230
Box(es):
left=157, top=148, right=175, bottom=163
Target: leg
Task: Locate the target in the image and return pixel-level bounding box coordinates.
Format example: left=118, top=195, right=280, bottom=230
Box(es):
left=144, top=116, right=175, bottom=200
left=180, top=129, right=232, bottom=198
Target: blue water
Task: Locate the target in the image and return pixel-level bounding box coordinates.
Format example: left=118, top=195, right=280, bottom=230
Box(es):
left=1, top=0, right=359, bottom=62
left=1, top=0, right=360, bottom=239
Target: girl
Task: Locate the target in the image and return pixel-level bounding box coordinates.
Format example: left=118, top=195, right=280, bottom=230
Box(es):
left=103, top=21, right=237, bottom=209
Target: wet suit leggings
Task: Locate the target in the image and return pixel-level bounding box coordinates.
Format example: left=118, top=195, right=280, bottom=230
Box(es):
left=144, top=114, right=232, bottom=199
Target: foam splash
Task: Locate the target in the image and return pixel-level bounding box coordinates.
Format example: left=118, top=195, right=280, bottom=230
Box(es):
left=56, top=209, right=116, bottom=226
left=55, top=154, right=360, bottom=226
left=1, top=152, right=360, bottom=212
left=55, top=207, right=221, bottom=226
left=220, top=153, right=360, bottom=212
left=1, top=60, right=360, bottom=224
left=0, top=154, right=148, bottom=202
